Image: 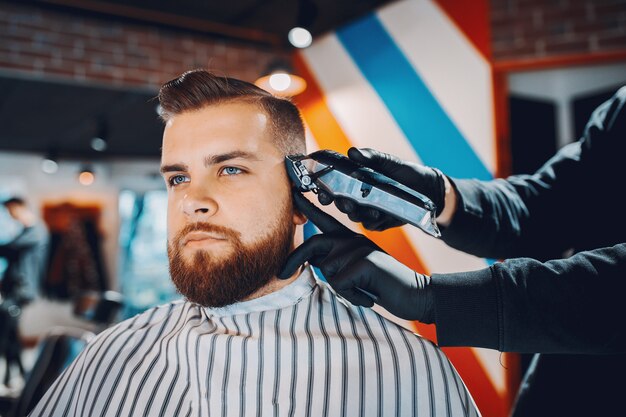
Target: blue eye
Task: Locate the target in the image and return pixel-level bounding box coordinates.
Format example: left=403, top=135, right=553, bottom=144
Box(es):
left=168, top=174, right=188, bottom=187
left=222, top=167, right=243, bottom=176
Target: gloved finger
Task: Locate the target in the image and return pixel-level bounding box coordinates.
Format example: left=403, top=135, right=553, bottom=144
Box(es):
left=328, top=257, right=374, bottom=293
left=362, top=216, right=404, bottom=232
left=334, top=197, right=355, bottom=214
left=326, top=254, right=381, bottom=307
left=317, top=190, right=333, bottom=206
left=292, top=192, right=350, bottom=234
left=336, top=198, right=384, bottom=225
left=347, top=147, right=401, bottom=175
left=337, top=288, right=376, bottom=308
left=317, top=238, right=376, bottom=279
left=277, top=234, right=335, bottom=279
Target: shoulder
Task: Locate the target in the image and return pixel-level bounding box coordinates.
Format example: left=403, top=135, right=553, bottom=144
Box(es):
left=82, top=299, right=192, bottom=355
left=314, top=275, right=439, bottom=349
left=585, top=86, right=626, bottom=142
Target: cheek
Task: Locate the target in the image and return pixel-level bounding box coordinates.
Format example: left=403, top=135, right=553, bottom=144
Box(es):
left=166, top=196, right=183, bottom=241
left=230, top=192, right=289, bottom=243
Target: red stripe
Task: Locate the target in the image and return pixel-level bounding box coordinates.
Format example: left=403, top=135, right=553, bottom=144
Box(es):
left=433, top=0, right=492, bottom=60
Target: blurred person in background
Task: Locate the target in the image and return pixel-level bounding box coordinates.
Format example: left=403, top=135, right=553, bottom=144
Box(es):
left=0, top=196, right=49, bottom=391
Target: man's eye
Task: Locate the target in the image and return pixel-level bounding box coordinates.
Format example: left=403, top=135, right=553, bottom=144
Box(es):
left=221, top=167, right=243, bottom=176
left=168, top=175, right=189, bottom=187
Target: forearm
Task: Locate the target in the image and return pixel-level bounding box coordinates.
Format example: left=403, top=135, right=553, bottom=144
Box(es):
left=435, top=175, right=457, bottom=227
left=431, top=243, right=626, bottom=354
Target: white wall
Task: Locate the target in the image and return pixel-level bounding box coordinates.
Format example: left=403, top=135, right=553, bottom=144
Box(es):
left=508, top=61, right=626, bottom=148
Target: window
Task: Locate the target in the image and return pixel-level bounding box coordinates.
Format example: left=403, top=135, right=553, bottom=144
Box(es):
left=118, top=190, right=177, bottom=318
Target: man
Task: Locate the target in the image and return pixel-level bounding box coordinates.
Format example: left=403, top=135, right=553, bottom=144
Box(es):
left=0, top=197, right=49, bottom=308
left=280, top=86, right=626, bottom=416
left=29, top=70, right=479, bottom=417
left=0, top=196, right=49, bottom=388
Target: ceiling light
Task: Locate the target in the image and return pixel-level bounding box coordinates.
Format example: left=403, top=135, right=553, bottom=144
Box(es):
left=288, top=0, right=317, bottom=48
left=255, top=60, right=307, bottom=97
left=78, top=165, right=95, bottom=186
left=91, top=137, right=107, bottom=152
left=91, top=118, right=108, bottom=152
left=269, top=73, right=293, bottom=92
left=288, top=27, right=312, bottom=48
left=41, top=158, right=58, bottom=174
left=41, top=151, right=59, bottom=174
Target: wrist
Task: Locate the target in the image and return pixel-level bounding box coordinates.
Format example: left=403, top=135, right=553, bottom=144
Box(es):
left=436, top=175, right=457, bottom=227
left=414, top=272, right=435, bottom=324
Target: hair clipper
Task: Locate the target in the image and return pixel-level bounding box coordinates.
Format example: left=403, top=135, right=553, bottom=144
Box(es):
left=285, top=150, right=441, bottom=238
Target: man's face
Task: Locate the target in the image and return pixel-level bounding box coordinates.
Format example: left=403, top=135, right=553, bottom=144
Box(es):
left=161, top=101, right=305, bottom=307
left=4, top=202, right=31, bottom=226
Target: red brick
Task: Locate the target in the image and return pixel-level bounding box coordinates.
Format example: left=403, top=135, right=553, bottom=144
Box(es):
left=572, top=19, right=621, bottom=33
left=0, top=2, right=285, bottom=88
left=543, top=37, right=591, bottom=54
left=596, top=32, right=626, bottom=49
left=593, top=1, right=626, bottom=17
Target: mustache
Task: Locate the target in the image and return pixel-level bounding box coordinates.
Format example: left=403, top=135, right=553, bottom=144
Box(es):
left=174, top=222, right=241, bottom=245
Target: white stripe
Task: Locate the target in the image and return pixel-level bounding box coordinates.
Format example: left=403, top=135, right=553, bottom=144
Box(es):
left=300, top=32, right=490, bottom=274
left=403, top=225, right=489, bottom=274
left=377, top=0, right=496, bottom=174
left=28, top=270, right=481, bottom=417
left=301, top=35, right=424, bottom=164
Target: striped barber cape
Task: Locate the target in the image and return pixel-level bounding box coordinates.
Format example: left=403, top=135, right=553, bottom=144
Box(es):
left=29, top=266, right=480, bottom=417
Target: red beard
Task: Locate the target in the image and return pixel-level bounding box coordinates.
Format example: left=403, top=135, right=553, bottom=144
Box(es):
left=167, top=205, right=295, bottom=307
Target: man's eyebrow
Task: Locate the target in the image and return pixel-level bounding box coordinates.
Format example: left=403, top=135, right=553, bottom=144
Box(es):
left=160, top=163, right=187, bottom=174
left=159, top=151, right=261, bottom=174
left=204, top=151, right=260, bottom=166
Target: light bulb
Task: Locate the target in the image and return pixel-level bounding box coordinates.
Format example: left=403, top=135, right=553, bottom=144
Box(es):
left=269, top=73, right=292, bottom=92
left=79, top=170, right=95, bottom=186
left=41, top=158, right=58, bottom=174
left=288, top=27, right=312, bottom=48
left=91, top=137, right=107, bottom=152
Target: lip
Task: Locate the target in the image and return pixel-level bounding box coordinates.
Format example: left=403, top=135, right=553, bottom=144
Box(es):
left=183, top=231, right=227, bottom=246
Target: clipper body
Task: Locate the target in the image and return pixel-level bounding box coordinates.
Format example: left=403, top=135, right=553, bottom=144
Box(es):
left=285, top=150, right=441, bottom=238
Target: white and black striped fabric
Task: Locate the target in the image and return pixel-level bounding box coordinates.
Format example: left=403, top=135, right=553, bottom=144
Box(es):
left=29, top=267, right=480, bottom=417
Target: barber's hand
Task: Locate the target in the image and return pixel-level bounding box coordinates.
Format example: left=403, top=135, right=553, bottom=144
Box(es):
left=317, top=147, right=447, bottom=231
left=279, top=192, right=434, bottom=323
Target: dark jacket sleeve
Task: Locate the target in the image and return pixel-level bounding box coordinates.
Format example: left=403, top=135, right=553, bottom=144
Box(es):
left=432, top=243, right=626, bottom=354
left=430, top=86, right=626, bottom=354
left=440, top=86, right=626, bottom=260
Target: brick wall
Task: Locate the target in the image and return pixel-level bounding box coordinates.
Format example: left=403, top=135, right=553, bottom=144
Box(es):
left=0, top=2, right=285, bottom=89
left=491, top=0, right=626, bottom=61
left=1, top=1, right=625, bottom=87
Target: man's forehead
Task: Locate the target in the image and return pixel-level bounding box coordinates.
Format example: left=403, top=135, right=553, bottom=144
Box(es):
left=160, top=105, right=283, bottom=166
left=165, top=102, right=267, bottom=130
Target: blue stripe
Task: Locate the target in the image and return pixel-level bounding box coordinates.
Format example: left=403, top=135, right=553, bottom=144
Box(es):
left=337, top=14, right=492, bottom=181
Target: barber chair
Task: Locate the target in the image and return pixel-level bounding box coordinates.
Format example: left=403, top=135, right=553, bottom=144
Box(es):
left=0, top=291, right=123, bottom=416
left=73, top=290, right=124, bottom=331
left=1, top=327, right=94, bottom=417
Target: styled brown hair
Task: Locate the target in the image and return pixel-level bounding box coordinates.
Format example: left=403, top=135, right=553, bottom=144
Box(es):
left=158, top=69, right=306, bottom=156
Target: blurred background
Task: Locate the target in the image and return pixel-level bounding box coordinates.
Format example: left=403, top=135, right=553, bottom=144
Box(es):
left=0, top=0, right=625, bottom=416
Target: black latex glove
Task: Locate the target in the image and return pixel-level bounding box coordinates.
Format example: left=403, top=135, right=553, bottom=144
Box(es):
left=279, top=192, right=435, bottom=323
left=317, top=147, right=447, bottom=231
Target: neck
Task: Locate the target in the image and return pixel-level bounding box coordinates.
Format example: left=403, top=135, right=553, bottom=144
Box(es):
left=242, top=267, right=302, bottom=302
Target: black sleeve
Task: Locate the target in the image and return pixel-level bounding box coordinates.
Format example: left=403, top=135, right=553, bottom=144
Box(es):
left=431, top=243, right=626, bottom=354
left=440, top=86, right=626, bottom=260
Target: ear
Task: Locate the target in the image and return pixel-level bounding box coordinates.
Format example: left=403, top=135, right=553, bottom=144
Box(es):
left=291, top=194, right=308, bottom=225
left=292, top=209, right=307, bottom=226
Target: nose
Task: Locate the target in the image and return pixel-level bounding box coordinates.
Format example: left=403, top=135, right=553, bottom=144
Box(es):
left=182, top=183, right=218, bottom=220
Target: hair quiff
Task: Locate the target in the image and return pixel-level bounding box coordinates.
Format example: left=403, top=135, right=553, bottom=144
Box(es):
left=158, top=69, right=306, bottom=156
